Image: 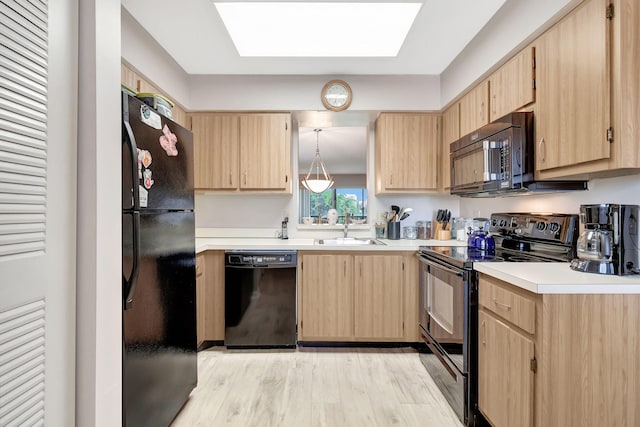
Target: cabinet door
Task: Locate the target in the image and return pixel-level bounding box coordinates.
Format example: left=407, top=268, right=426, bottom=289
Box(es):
left=489, top=47, right=536, bottom=121
left=300, top=254, right=353, bottom=340
left=478, top=310, right=534, bottom=427
left=239, top=113, right=291, bottom=191
left=191, top=114, right=239, bottom=190
left=354, top=255, right=404, bottom=340
left=205, top=250, right=225, bottom=341
left=459, top=80, right=489, bottom=137
left=536, top=0, right=610, bottom=172
left=376, top=113, right=439, bottom=192
left=441, top=104, right=460, bottom=190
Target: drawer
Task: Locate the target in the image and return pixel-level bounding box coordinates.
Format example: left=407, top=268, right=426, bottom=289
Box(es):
left=479, top=275, right=536, bottom=334
left=196, top=253, right=205, bottom=277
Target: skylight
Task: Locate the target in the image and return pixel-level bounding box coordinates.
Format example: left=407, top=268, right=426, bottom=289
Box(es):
left=213, top=2, right=422, bottom=57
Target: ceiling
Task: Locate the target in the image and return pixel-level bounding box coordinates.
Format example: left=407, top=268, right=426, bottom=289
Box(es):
left=121, top=0, right=507, bottom=75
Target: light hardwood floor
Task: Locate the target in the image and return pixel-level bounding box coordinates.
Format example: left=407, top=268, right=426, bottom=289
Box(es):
left=171, top=347, right=462, bottom=427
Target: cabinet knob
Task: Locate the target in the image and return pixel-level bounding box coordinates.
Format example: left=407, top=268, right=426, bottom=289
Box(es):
left=538, top=137, right=545, bottom=163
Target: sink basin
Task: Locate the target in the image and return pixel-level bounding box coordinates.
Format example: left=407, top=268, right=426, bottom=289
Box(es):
left=315, top=237, right=385, bottom=246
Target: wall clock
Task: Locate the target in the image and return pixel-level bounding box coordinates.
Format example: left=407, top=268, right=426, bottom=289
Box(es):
left=321, top=79, right=352, bottom=112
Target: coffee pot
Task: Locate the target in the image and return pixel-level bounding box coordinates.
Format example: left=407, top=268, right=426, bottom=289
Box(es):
left=575, top=228, right=613, bottom=261
left=570, top=204, right=640, bottom=275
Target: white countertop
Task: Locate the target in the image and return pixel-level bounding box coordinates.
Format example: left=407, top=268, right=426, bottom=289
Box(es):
left=196, top=237, right=466, bottom=253
left=474, top=262, right=640, bottom=294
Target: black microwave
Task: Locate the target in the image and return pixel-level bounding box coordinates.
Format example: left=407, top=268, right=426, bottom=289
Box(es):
left=449, top=112, right=587, bottom=197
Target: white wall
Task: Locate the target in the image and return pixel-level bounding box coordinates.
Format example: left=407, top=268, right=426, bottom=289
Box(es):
left=188, top=74, right=440, bottom=111
left=459, top=174, right=640, bottom=219
left=121, top=7, right=190, bottom=106
left=77, top=0, right=122, bottom=425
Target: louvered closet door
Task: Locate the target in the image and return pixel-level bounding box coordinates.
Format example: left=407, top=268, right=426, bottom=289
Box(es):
left=0, top=0, right=76, bottom=425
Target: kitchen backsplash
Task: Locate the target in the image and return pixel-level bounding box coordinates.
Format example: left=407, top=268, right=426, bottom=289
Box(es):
left=196, top=173, right=640, bottom=235
left=460, top=173, right=640, bottom=218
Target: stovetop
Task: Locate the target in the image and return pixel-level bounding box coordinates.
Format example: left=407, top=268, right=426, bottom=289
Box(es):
left=419, top=212, right=579, bottom=269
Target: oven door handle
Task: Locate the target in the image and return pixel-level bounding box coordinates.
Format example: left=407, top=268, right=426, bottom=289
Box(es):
left=416, top=253, right=464, bottom=277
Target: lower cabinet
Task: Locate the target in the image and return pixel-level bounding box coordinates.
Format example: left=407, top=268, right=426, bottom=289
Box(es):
left=478, top=310, right=534, bottom=427
left=298, top=252, right=413, bottom=342
left=196, top=250, right=225, bottom=346
left=477, top=273, right=640, bottom=427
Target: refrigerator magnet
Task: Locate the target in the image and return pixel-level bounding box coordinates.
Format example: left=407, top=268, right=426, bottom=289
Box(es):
left=159, top=125, right=178, bottom=156
left=143, top=169, right=154, bottom=189
left=138, top=186, right=148, bottom=208
left=140, top=104, right=161, bottom=130
left=139, top=150, right=152, bottom=169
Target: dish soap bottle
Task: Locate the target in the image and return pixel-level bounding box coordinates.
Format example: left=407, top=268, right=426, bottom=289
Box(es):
left=281, top=217, right=289, bottom=240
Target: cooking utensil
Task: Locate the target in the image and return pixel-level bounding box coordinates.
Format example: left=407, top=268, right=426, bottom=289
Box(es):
left=399, top=207, right=413, bottom=221
left=436, top=209, right=444, bottom=223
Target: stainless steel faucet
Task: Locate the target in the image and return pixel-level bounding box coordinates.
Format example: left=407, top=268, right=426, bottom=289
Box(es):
left=344, top=213, right=351, bottom=238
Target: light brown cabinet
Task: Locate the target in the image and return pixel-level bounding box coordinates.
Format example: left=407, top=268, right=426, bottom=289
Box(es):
left=478, top=273, right=640, bottom=427
left=190, top=112, right=292, bottom=193
left=299, top=253, right=353, bottom=340
left=191, top=114, right=239, bottom=190
left=440, top=103, right=460, bottom=191
left=374, top=113, right=440, bottom=194
left=535, top=0, right=611, bottom=176
left=354, top=255, right=404, bottom=340
left=298, top=252, right=413, bottom=342
left=120, top=62, right=187, bottom=127
left=239, top=114, right=291, bottom=190
left=459, top=80, right=489, bottom=137
left=196, top=250, right=225, bottom=345
left=488, top=47, right=536, bottom=121
left=478, top=309, right=534, bottom=427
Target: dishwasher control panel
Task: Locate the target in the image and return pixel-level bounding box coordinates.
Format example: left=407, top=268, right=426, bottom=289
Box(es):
left=225, top=251, right=297, bottom=267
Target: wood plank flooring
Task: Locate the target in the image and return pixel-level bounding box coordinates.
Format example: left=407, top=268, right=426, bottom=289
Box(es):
left=171, top=347, right=462, bottom=427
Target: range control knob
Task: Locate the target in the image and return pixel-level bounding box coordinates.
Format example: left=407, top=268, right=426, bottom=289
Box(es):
left=515, top=228, right=523, bottom=235
left=499, top=219, right=508, bottom=227
left=549, top=222, right=560, bottom=233
left=536, top=221, right=547, bottom=231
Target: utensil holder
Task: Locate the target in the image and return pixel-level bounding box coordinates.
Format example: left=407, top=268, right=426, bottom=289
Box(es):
left=387, top=222, right=401, bottom=240
left=433, top=222, right=450, bottom=240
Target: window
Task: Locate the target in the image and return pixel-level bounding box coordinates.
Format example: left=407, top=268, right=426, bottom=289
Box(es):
left=299, top=187, right=367, bottom=224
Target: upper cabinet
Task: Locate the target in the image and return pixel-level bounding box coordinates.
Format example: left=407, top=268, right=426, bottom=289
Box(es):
left=120, top=62, right=187, bottom=128
left=440, top=103, right=460, bottom=191
left=489, top=47, right=536, bottom=122
left=534, top=0, right=640, bottom=179
left=459, top=80, right=490, bottom=137
left=535, top=0, right=611, bottom=176
left=239, top=114, right=291, bottom=191
left=190, top=112, right=292, bottom=193
left=191, top=114, right=239, bottom=190
left=375, top=112, right=440, bottom=194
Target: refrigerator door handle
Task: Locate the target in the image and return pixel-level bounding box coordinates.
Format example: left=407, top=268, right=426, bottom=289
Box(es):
left=123, top=211, right=140, bottom=310
left=122, top=120, right=140, bottom=210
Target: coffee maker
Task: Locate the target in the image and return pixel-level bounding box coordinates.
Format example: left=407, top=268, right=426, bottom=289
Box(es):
left=570, top=204, right=640, bottom=275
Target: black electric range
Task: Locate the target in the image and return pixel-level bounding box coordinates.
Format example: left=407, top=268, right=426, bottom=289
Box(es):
left=419, top=212, right=580, bottom=268
left=417, top=212, right=578, bottom=427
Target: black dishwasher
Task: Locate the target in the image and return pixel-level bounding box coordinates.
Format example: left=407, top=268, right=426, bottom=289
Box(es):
left=224, top=250, right=297, bottom=348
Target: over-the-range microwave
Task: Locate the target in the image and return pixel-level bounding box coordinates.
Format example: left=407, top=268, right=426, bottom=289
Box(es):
left=449, top=112, right=587, bottom=197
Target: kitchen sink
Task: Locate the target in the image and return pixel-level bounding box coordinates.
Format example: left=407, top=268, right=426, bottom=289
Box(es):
left=314, top=237, right=386, bottom=246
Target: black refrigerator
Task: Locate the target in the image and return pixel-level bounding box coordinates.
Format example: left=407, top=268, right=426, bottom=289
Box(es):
left=121, top=92, right=197, bottom=427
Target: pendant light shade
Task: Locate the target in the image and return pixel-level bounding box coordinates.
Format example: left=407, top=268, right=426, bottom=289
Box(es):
left=301, top=129, right=334, bottom=193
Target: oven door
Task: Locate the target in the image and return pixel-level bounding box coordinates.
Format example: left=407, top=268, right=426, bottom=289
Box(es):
left=418, top=253, right=472, bottom=425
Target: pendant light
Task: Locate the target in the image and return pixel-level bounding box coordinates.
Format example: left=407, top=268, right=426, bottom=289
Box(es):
left=302, top=128, right=334, bottom=193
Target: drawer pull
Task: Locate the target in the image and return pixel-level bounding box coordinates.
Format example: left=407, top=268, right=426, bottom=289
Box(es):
left=493, top=299, right=512, bottom=310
